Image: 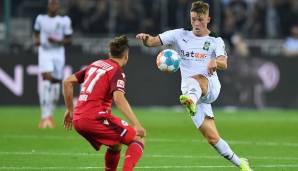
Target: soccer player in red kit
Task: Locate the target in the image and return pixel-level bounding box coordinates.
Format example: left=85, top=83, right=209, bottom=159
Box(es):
left=63, top=35, right=145, bottom=171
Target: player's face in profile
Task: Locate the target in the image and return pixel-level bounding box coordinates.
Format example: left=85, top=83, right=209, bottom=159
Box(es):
left=48, top=0, right=60, bottom=15
left=190, top=12, right=210, bottom=36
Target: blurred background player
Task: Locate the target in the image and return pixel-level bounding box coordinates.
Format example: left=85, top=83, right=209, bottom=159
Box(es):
left=136, top=1, right=252, bottom=171
left=63, top=35, right=146, bottom=171
left=33, top=0, right=73, bottom=128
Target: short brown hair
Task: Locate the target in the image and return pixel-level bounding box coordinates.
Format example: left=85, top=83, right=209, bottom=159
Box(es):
left=109, top=35, right=129, bottom=58
left=191, top=1, right=209, bottom=15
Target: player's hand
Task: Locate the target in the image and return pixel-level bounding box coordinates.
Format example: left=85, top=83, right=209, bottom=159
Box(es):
left=48, top=37, right=62, bottom=45
left=207, top=59, right=217, bottom=76
left=34, top=40, right=41, bottom=46
left=63, top=110, right=73, bottom=131
left=134, top=125, right=146, bottom=138
left=136, top=33, right=150, bottom=41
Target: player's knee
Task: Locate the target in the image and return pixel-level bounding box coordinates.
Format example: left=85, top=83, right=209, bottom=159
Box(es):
left=133, top=135, right=145, bottom=145
left=206, top=134, right=220, bottom=145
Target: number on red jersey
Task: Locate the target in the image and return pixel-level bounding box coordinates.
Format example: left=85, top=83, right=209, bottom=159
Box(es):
left=81, top=67, right=106, bottom=93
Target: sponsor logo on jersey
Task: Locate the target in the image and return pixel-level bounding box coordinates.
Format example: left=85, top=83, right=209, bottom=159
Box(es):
left=117, top=80, right=125, bottom=88
left=180, top=50, right=207, bottom=59
left=203, top=41, right=211, bottom=51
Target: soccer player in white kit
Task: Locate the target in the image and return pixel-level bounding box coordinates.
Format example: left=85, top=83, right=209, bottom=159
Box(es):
left=33, top=0, right=73, bottom=128
left=136, top=1, right=253, bottom=171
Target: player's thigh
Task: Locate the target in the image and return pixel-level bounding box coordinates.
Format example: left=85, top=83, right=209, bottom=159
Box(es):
left=200, top=75, right=221, bottom=104
left=91, top=116, right=136, bottom=146
left=52, top=54, right=65, bottom=80
left=192, top=103, right=214, bottom=128
left=38, top=52, right=54, bottom=74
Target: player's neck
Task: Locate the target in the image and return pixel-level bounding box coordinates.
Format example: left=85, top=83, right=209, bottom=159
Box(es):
left=193, top=29, right=210, bottom=37
left=110, top=58, right=124, bottom=67
left=48, top=12, right=58, bottom=17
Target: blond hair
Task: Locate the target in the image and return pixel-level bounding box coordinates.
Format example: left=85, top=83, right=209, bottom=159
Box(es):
left=191, top=1, right=209, bottom=15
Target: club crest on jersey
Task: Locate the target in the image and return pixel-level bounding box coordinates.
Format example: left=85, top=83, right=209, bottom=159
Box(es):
left=117, top=80, right=125, bottom=88
left=203, top=41, right=211, bottom=51
left=55, top=23, right=61, bottom=30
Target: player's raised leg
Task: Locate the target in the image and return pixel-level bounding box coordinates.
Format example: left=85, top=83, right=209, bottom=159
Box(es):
left=105, top=145, right=121, bottom=171
left=199, top=117, right=253, bottom=171
left=180, top=77, right=202, bottom=115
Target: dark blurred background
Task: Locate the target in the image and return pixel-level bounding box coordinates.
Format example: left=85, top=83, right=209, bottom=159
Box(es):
left=0, top=0, right=298, bottom=108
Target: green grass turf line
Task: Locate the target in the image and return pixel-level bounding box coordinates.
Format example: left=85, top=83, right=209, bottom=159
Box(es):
left=0, top=106, right=297, bottom=171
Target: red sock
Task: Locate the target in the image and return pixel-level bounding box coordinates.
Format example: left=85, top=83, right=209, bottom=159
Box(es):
left=122, top=141, right=144, bottom=171
left=105, top=148, right=120, bottom=171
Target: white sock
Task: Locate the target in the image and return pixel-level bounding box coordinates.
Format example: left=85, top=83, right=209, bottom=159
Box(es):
left=40, top=80, right=52, bottom=119
left=186, top=77, right=202, bottom=104
left=50, top=83, right=60, bottom=112
left=213, top=138, right=241, bottom=167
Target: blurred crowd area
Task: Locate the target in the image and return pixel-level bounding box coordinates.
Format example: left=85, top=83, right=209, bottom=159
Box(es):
left=0, top=0, right=298, bottom=58
left=1, top=0, right=297, bottom=37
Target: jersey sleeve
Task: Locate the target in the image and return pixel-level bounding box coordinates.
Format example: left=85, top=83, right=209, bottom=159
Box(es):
left=63, top=16, right=73, bottom=36
left=34, top=15, right=42, bottom=32
left=159, top=29, right=181, bottom=45
left=215, top=37, right=228, bottom=58
left=74, top=68, right=87, bottom=84
left=110, top=68, right=126, bottom=94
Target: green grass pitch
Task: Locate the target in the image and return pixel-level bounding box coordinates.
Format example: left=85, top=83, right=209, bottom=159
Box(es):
left=0, top=106, right=298, bottom=171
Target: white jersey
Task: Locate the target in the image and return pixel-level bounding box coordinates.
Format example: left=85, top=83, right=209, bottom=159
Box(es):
left=34, top=14, right=72, bottom=79
left=159, top=28, right=227, bottom=78
left=34, top=14, right=73, bottom=52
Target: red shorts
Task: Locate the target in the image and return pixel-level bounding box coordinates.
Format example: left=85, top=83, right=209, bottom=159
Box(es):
left=73, top=115, right=136, bottom=151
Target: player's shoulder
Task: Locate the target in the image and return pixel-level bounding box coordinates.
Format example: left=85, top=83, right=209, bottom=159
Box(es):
left=208, top=32, right=225, bottom=44
left=208, top=31, right=220, bottom=38
left=35, top=14, right=47, bottom=20
left=90, top=59, right=118, bottom=71
left=57, top=15, right=71, bottom=22
left=167, top=28, right=191, bottom=36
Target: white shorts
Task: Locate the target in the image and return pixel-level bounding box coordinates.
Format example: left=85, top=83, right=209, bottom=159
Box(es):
left=38, top=47, right=65, bottom=80
left=181, top=74, right=221, bottom=128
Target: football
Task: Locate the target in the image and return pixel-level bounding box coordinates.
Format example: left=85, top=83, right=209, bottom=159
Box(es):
left=156, top=49, right=181, bottom=73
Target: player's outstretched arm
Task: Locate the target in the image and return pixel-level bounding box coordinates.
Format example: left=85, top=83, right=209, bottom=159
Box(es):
left=62, top=74, right=78, bottom=131
left=113, top=91, right=146, bottom=137
left=136, top=33, right=162, bottom=47
left=215, top=56, right=228, bottom=70
left=207, top=56, right=228, bottom=76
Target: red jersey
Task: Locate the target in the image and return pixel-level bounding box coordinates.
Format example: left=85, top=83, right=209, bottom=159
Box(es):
left=73, top=59, right=126, bottom=120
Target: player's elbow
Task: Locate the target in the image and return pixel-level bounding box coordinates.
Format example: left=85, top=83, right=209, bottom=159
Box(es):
left=63, top=78, right=71, bottom=89
left=113, top=92, right=125, bottom=106
left=63, top=76, right=75, bottom=88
